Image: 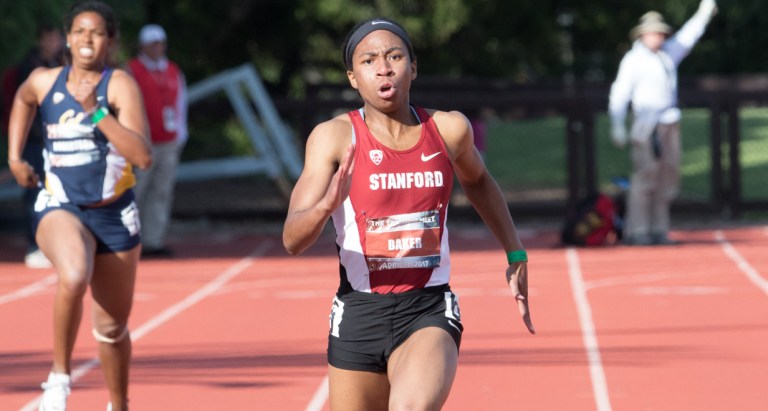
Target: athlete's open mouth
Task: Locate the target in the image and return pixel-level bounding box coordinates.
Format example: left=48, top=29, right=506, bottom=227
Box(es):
left=378, top=83, right=395, bottom=99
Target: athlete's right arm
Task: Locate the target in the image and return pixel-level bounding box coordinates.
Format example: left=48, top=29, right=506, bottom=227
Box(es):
left=6, top=67, right=56, bottom=188
left=283, top=117, right=355, bottom=255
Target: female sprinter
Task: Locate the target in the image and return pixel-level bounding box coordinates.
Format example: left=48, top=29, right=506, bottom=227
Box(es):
left=7, top=1, right=151, bottom=410
left=283, top=17, right=535, bottom=411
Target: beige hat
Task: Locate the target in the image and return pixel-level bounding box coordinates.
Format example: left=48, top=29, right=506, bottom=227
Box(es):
left=630, top=11, right=672, bottom=40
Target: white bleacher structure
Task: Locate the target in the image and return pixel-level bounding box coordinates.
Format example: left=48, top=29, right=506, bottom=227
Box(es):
left=178, top=63, right=302, bottom=183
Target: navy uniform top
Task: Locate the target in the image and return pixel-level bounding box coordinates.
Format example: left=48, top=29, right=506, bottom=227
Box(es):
left=38, top=66, right=135, bottom=206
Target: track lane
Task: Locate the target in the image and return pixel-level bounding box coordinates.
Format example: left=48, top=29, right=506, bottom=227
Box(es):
left=575, top=228, right=768, bottom=411
left=3, top=226, right=768, bottom=410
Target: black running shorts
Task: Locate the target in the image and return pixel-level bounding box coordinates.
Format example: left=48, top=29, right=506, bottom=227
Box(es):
left=327, top=284, right=463, bottom=372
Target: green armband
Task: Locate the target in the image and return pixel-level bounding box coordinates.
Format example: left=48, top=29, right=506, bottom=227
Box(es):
left=91, top=106, right=109, bottom=125
left=506, top=250, right=528, bottom=264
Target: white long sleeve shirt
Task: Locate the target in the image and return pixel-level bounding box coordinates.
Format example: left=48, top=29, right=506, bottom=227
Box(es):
left=609, top=9, right=713, bottom=127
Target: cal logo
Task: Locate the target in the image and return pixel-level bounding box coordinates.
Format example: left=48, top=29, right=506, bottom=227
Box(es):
left=369, top=149, right=383, bottom=166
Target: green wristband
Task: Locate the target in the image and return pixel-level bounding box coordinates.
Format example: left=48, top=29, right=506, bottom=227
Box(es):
left=506, top=250, right=528, bottom=264
left=91, top=106, right=109, bottom=125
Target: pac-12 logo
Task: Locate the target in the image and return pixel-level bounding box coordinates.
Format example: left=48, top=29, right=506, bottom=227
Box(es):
left=369, top=150, right=383, bottom=165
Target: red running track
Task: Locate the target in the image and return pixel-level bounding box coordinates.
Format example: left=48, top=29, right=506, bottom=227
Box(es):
left=1, top=223, right=767, bottom=410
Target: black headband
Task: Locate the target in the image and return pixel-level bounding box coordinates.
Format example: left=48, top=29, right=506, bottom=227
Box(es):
left=343, top=18, right=414, bottom=70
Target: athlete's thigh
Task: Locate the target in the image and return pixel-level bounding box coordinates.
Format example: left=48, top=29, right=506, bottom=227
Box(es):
left=328, top=365, right=389, bottom=411
left=90, top=246, right=140, bottom=327
left=36, top=209, right=97, bottom=283
left=387, top=327, right=459, bottom=410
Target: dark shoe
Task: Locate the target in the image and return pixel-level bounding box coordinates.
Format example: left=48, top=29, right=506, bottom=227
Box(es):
left=624, top=235, right=653, bottom=246
left=651, top=234, right=680, bottom=246
left=141, top=246, right=174, bottom=258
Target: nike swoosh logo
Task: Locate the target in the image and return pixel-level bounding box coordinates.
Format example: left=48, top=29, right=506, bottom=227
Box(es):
left=371, top=21, right=393, bottom=26
left=421, top=152, right=441, bottom=162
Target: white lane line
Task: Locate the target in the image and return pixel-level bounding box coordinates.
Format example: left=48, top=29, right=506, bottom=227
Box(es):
left=304, top=374, right=329, bottom=411
left=566, top=248, right=612, bottom=411
left=19, top=240, right=273, bottom=411
left=0, top=274, right=56, bottom=306
left=585, top=273, right=672, bottom=291
left=634, top=286, right=727, bottom=296
left=716, top=231, right=768, bottom=296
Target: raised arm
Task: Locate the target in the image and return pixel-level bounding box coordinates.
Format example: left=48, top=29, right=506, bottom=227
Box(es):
left=665, top=0, right=717, bottom=64
left=283, top=117, right=355, bottom=255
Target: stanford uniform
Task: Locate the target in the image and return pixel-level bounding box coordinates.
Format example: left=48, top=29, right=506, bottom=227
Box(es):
left=332, top=106, right=455, bottom=295
left=327, top=107, right=463, bottom=372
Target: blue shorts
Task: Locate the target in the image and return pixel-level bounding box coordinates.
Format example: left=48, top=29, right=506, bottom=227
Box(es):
left=327, top=284, right=463, bottom=372
left=33, top=190, right=141, bottom=254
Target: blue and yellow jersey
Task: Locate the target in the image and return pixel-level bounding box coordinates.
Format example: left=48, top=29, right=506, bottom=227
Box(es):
left=38, top=66, right=135, bottom=206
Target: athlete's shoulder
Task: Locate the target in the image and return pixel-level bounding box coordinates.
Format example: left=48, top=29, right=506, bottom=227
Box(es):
left=311, top=112, right=353, bottom=141
left=305, top=113, right=353, bottom=159
left=28, top=65, right=63, bottom=81
left=24, top=66, right=62, bottom=103
left=108, top=68, right=137, bottom=84
left=28, top=66, right=62, bottom=87
left=106, top=68, right=141, bottom=95
left=429, top=109, right=471, bottom=134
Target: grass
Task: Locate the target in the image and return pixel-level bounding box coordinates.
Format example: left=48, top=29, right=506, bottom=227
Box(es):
left=3, top=105, right=766, bottom=209
left=483, top=107, right=768, bottom=204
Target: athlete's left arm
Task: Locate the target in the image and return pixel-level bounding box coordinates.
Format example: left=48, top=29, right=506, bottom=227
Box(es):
left=101, top=69, right=152, bottom=169
left=433, top=110, right=523, bottom=250
left=433, top=110, right=535, bottom=334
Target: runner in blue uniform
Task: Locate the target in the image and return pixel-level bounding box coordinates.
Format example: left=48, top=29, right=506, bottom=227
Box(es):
left=6, top=2, right=151, bottom=410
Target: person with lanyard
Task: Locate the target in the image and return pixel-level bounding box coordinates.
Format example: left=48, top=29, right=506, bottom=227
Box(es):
left=1, top=23, right=65, bottom=269
left=127, top=24, right=188, bottom=258
left=283, top=17, right=535, bottom=410
left=6, top=1, right=151, bottom=410
left=609, top=0, right=718, bottom=246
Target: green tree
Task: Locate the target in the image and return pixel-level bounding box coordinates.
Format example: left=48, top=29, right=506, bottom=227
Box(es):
left=1, top=0, right=765, bottom=95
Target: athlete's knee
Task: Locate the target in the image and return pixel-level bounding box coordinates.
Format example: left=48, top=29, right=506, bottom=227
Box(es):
left=389, top=392, right=447, bottom=411
left=56, top=271, right=90, bottom=299
left=92, top=325, right=130, bottom=344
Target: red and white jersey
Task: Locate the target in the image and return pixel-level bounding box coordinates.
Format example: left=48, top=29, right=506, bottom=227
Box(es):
left=331, top=107, right=454, bottom=294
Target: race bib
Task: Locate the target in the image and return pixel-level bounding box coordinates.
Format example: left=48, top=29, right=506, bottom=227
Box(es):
left=364, top=209, right=441, bottom=271
left=162, top=106, right=177, bottom=132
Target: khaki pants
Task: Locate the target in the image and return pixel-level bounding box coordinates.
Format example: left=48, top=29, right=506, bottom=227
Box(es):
left=133, top=140, right=182, bottom=249
left=625, top=122, right=681, bottom=239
